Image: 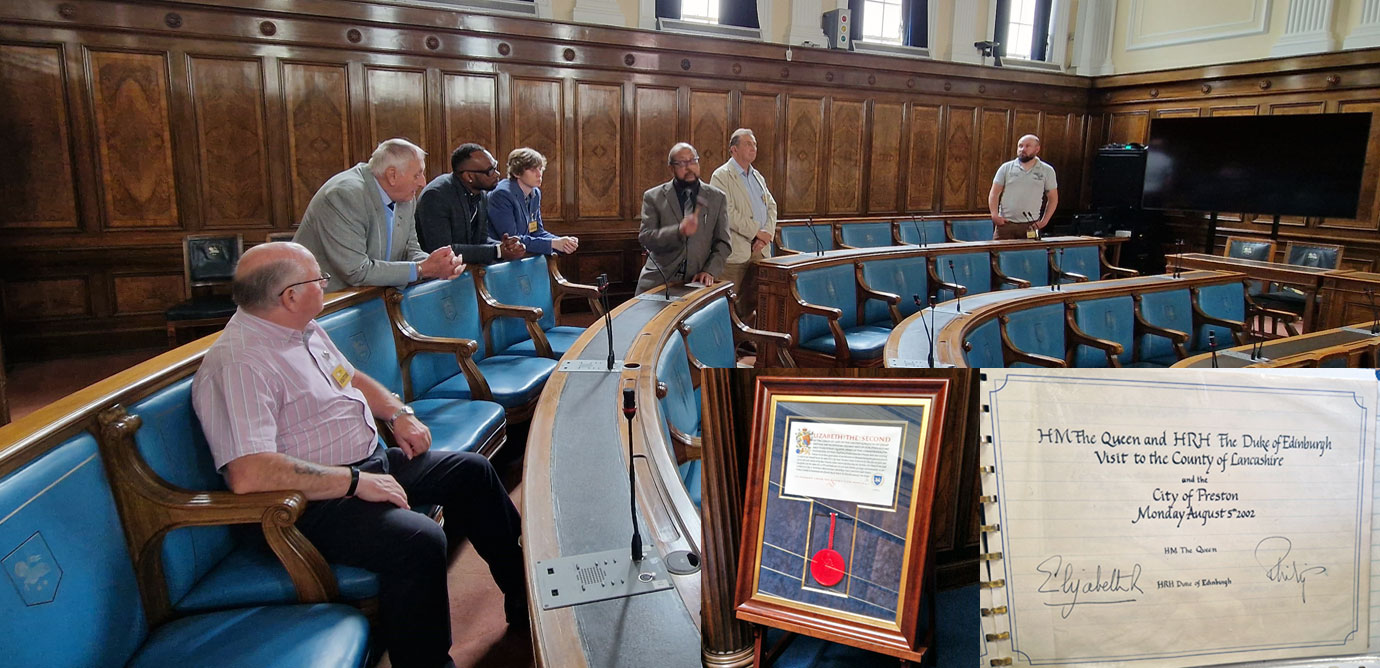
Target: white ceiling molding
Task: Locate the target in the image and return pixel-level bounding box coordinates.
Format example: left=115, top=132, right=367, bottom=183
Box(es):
left=1125, top=0, right=1271, bottom=51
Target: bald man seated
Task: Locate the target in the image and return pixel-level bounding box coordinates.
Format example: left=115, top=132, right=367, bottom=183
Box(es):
left=191, top=242, right=525, bottom=668
left=989, top=133, right=1060, bottom=240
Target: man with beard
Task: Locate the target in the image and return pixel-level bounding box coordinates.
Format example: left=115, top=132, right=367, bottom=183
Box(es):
left=415, top=143, right=526, bottom=263
left=636, top=142, right=731, bottom=295
left=988, top=134, right=1060, bottom=240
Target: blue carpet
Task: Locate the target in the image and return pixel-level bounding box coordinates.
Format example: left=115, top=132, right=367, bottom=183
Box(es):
left=766, top=584, right=976, bottom=667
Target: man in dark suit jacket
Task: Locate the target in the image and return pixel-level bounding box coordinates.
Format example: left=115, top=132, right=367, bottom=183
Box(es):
left=294, top=138, right=464, bottom=291
left=415, top=143, right=525, bottom=263
left=636, top=142, right=732, bottom=294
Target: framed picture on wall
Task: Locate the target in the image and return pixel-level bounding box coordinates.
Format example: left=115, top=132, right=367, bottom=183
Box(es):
left=733, top=375, right=949, bottom=663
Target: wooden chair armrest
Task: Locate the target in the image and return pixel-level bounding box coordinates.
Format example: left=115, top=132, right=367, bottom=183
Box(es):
left=927, top=261, right=968, bottom=298
left=1048, top=253, right=1089, bottom=283
left=789, top=280, right=849, bottom=363
left=990, top=256, right=1031, bottom=290
left=97, top=406, right=338, bottom=627
left=472, top=269, right=555, bottom=359
left=1100, top=256, right=1138, bottom=278
left=997, top=315, right=1067, bottom=368
left=384, top=289, right=491, bottom=401
left=1132, top=305, right=1190, bottom=359
left=549, top=255, right=603, bottom=317
left=1064, top=306, right=1124, bottom=366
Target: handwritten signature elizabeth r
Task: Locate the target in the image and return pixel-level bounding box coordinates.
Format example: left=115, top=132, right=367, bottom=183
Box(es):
left=1035, top=555, right=1145, bottom=619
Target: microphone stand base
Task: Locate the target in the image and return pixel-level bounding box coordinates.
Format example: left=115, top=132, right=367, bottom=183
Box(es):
left=533, top=545, right=675, bottom=611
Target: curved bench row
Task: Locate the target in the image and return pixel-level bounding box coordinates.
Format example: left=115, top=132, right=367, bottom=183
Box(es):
left=752, top=236, right=1130, bottom=367
left=774, top=216, right=1000, bottom=253
left=885, top=270, right=1300, bottom=368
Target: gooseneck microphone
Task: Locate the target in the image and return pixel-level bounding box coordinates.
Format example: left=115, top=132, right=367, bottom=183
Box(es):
left=912, top=216, right=925, bottom=248
left=622, top=386, right=643, bottom=562
left=1208, top=331, right=1219, bottom=369
left=1367, top=288, right=1378, bottom=335
left=597, top=274, right=614, bottom=370
left=948, top=259, right=962, bottom=313
left=646, top=250, right=674, bottom=301
left=915, top=293, right=936, bottom=368
left=804, top=216, right=824, bottom=256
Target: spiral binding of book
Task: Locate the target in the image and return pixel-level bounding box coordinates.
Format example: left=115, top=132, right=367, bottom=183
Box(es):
left=979, top=371, right=1012, bottom=668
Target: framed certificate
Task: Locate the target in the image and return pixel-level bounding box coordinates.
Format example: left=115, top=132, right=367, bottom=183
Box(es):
left=734, top=376, right=949, bottom=662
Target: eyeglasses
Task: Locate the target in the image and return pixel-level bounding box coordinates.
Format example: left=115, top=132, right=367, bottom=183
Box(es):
left=669, top=158, right=700, bottom=168
left=461, top=166, right=500, bottom=176
left=278, top=273, right=331, bottom=296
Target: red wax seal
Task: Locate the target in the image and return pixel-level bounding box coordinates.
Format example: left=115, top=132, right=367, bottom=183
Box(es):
left=810, top=512, right=846, bottom=587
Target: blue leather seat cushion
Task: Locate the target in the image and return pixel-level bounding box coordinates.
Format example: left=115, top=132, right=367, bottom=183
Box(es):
left=799, top=325, right=891, bottom=359
left=679, top=460, right=701, bottom=510
left=173, top=544, right=379, bottom=613
left=418, top=355, right=557, bottom=407
left=410, top=399, right=505, bottom=453
left=128, top=604, right=370, bottom=668
left=499, top=325, right=584, bottom=358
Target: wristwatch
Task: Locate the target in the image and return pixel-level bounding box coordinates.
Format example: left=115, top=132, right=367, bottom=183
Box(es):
left=346, top=465, right=360, bottom=498
left=388, top=404, right=416, bottom=426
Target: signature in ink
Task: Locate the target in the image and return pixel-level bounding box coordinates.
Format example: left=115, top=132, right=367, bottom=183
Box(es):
left=1255, top=536, right=1327, bottom=603
left=1035, top=555, right=1145, bottom=619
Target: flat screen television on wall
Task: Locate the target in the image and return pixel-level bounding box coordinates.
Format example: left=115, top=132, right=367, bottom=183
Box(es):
left=1141, top=113, right=1372, bottom=219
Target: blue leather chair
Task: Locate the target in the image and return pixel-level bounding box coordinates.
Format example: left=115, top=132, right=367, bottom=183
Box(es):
left=1224, top=236, right=1275, bottom=263
left=317, top=298, right=507, bottom=456
left=1190, top=282, right=1247, bottom=353
left=122, top=379, right=378, bottom=616
left=993, top=248, right=1050, bottom=289
left=933, top=252, right=991, bottom=302
left=948, top=219, right=994, bottom=242
left=791, top=264, right=891, bottom=366
left=679, top=295, right=793, bottom=369
left=1051, top=245, right=1137, bottom=284
left=655, top=332, right=702, bottom=510
left=1066, top=296, right=1135, bottom=367
left=1255, top=241, right=1343, bottom=334
left=474, top=255, right=598, bottom=359
left=0, top=433, right=371, bottom=668
left=778, top=224, right=835, bottom=254
left=963, top=318, right=1004, bottom=368
left=998, top=303, right=1067, bottom=367
left=896, top=219, right=948, bottom=246
left=394, top=275, right=556, bottom=421
left=858, top=257, right=929, bottom=327
left=838, top=222, right=895, bottom=248
left=1133, top=289, right=1193, bottom=366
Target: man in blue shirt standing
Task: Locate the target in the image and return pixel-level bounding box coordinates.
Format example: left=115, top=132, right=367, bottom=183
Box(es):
left=708, top=128, right=777, bottom=320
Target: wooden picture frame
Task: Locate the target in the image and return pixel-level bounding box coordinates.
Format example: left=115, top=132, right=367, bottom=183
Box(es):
left=734, top=375, right=949, bottom=663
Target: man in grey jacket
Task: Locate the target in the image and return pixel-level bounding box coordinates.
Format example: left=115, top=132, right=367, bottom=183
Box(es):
left=295, top=138, right=465, bottom=292
left=636, top=142, right=732, bottom=295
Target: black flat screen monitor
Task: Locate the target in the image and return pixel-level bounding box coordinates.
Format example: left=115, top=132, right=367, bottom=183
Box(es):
left=1141, top=113, right=1371, bottom=218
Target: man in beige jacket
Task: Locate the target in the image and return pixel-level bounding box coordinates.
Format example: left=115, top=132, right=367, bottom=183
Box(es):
left=707, top=128, right=777, bottom=320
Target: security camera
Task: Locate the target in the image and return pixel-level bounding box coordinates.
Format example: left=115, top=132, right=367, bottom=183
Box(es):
left=974, top=40, right=1003, bottom=67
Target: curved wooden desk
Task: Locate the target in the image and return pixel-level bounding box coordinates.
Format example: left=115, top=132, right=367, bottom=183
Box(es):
left=523, top=283, right=726, bottom=667
left=884, top=270, right=1244, bottom=367
left=1174, top=319, right=1380, bottom=368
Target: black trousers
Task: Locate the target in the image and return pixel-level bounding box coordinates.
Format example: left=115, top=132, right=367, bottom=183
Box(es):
left=297, top=447, right=524, bottom=668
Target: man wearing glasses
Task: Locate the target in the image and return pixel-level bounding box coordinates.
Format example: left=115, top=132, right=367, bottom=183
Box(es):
left=416, top=143, right=526, bottom=263
left=193, top=241, right=525, bottom=668
left=636, top=142, right=731, bottom=295
left=294, top=138, right=466, bottom=292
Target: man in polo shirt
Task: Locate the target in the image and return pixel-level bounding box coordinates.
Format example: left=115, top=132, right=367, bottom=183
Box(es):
left=191, top=242, right=523, bottom=668
left=988, top=134, right=1060, bottom=240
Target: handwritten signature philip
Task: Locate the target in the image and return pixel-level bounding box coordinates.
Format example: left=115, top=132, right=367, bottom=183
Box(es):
left=1035, top=555, right=1145, bottom=619
left=1254, top=536, right=1326, bottom=603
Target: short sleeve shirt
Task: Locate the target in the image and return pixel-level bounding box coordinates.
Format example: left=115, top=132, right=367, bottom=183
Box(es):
left=993, top=158, right=1057, bottom=221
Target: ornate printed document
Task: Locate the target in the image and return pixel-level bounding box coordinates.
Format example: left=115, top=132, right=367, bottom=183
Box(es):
left=979, top=370, right=1376, bottom=668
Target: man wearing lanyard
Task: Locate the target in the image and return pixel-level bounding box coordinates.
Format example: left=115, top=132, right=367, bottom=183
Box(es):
left=708, top=128, right=777, bottom=321
left=989, top=134, right=1060, bottom=240
left=192, top=242, right=525, bottom=668
left=295, top=138, right=464, bottom=291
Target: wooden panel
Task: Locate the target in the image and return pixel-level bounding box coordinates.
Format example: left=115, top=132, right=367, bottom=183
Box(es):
left=868, top=102, right=904, bottom=213
left=977, top=108, right=1012, bottom=209
left=1332, top=100, right=1380, bottom=229
left=189, top=56, right=270, bottom=228
left=575, top=82, right=621, bottom=218
left=1040, top=112, right=1069, bottom=183
left=113, top=274, right=184, bottom=314
left=3, top=278, right=90, bottom=318
left=690, top=90, right=731, bottom=174
left=283, top=62, right=351, bottom=224
left=827, top=99, right=864, bottom=213
left=0, top=44, right=77, bottom=229
left=89, top=50, right=178, bottom=228
left=784, top=97, right=824, bottom=214
left=1013, top=110, right=1041, bottom=138
left=1107, top=111, right=1150, bottom=144
left=366, top=67, right=427, bottom=148
left=740, top=93, right=780, bottom=189
left=1207, top=104, right=1259, bottom=116
left=907, top=105, right=941, bottom=212
left=1155, top=107, right=1202, bottom=118
left=1270, top=101, right=1326, bottom=115
left=512, top=78, right=563, bottom=220
left=443, top=73, right=497, bottom=153
left=633, top=86, right=678, bottom=199
left=942, top=106, right=975, bottom=212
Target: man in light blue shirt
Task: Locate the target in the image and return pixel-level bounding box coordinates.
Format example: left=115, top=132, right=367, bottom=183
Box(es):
left=708, top=128, right=778, bottom=319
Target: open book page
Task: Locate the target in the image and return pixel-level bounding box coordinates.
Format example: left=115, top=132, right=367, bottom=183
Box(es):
left=979, top=369, right=1376, bottom=668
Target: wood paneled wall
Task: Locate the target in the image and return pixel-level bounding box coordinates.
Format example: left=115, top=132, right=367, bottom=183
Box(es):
left=2, top=0, right=1091, bottom=359
left=1089, top=50, right=1380, bottom=273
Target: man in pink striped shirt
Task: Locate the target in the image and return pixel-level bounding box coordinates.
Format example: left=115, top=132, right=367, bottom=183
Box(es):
left=192, top=242, right=523, bottom=668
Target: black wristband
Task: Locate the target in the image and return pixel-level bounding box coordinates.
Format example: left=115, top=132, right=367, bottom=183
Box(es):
left=346, top=465, right=360, bottom=498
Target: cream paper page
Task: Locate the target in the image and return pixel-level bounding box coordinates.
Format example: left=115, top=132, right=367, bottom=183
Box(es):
left=978, top=369, right=1375, bottom=668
